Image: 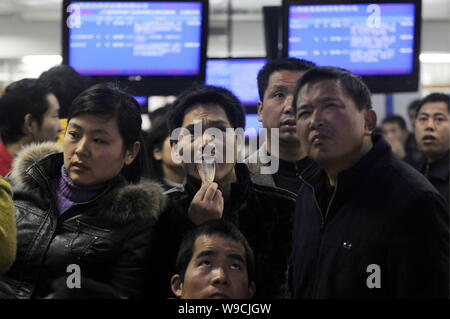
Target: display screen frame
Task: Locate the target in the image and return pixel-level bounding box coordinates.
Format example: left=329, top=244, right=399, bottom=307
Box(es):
left=62, top=0, right=209, bottom=96
left=281, top=0, right=422, bottom=93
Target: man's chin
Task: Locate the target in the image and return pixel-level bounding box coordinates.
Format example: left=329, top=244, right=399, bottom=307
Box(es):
left=279, top=135, right=301, bottom=145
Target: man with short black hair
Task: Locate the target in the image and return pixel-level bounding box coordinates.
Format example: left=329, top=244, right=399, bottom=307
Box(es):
left=149, top=85, right=295, bottom=299
left=39, top=65, right=93, bottom=144
left=291, top=67, right=449, bottom=298
left=0, top=79, right=63, bottom=176
left=170, top=220, right=256, bottom=299
left=415, top=92, right=450, bottom=203
left=246, top=58, right=316, bottom=194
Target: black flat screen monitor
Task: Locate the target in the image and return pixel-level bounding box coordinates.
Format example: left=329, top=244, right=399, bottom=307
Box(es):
left=62, top=0, right=209, bottom=96
left=205, top=58, right=267, bottom=106
left=282, top=0, right=421, bottom=93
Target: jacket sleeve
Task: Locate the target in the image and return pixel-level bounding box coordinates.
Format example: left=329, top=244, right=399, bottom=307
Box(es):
left=387, top=191, right=449, bottom=298
left=108, top=218, right=157, bottom=298
left=0, top=176, right=16, bottom=274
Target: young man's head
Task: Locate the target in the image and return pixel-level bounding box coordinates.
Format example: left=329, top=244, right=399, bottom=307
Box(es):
left=381, top=115, right=409, bottom=145
left=414, top=93, right=450, bottom=163
left=293, top=67, right=377, bottom=176
left=257, top=58, right=316, bottom=149
left=39, top=65, right=93, bottom=119
left=171, top=220, right=256, bottom=299
left=0, top=79, right=63, bottom=147
left=167, top=85, right=245, bottom=183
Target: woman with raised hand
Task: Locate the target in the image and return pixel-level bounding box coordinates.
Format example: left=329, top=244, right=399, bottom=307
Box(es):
left=0, top=83, right=164, bottom=299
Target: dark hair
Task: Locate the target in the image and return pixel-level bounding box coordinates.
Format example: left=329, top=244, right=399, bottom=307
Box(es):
left=292, top=67, right=373, bottom=115
left=68, top=82, right=149, bottom=183
left=408, top=99, right=421, bottom=113
left=416, top=93, right=450, bottom=117
left=257, top=58, right=316, bottom=100
left=0, top=79, right=52, bottom=145
left=146, top=115, right=170, bottom=181
left=175, top=220, right=255, bottom=284
left=149, top=104, right=171, bottom=123
left=167, top=85, right=245, bottom=134
left=39, top=65, right=93, bottom=118
left=382, top=114, right=407, bottom=131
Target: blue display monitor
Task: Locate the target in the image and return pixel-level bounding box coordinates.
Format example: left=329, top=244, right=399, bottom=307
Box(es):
left=206, top=58, right=267, bottom=106
left=282, top=0, right=421, bottom=93
left=62, top=0, right=209, bottom=96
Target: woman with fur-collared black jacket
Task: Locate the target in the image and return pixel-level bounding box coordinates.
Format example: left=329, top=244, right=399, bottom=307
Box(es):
left=0, top=84, right=165, bottom=299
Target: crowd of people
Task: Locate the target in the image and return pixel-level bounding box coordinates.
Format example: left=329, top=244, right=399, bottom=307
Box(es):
left=0, top=59, right=448, bottom=299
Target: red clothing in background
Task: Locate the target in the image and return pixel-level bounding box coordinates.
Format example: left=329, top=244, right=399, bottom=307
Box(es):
left=0, top=142, right=12, bottom=177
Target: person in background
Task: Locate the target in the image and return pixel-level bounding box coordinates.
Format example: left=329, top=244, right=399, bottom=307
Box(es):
left=415, top=92, right=450, bottom=204
left=408, top=99, right=421, bottom=130
left=149, top=103, right=172, bottom=124
left=0, top=83, right=165, bottom=299
left=381, top=114, right=423, bottom=167
left=0, top=176, right=16, bottom=274
left=170, top=220, right=256, bottom=299
left=146, top=115, right=185, bottom=190
left=247, top=58, right=316, bottom=195
left=0, top=79, right=63, bottom=176
left=291, top=67, right=448, bottom=298
left=39, top=65, right=93, bottom=144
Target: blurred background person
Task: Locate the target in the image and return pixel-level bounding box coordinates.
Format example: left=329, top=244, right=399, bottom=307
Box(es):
left=0, top=79, right=63, bottom=176
left=408, top=99, right=422, bottom=131
left=146, top=109, right=185, bottom=190
left=415, top=92, right=450, bottom=203
left=39, top=65, right=94, bottom=144
left=381, top=114, right=423, bottom=167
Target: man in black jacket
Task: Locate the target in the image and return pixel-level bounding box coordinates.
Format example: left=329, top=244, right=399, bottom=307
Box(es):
left=291, top=67, right=449, bottom=298
left=148, top=86, right=296, bottom=299
left=415, top=92, right=449, bottom=204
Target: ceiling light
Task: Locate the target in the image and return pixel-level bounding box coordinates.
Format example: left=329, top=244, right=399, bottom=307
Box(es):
left=21, top=55, right=62, bottom=65
left=419, top=53, right=450, bottom=63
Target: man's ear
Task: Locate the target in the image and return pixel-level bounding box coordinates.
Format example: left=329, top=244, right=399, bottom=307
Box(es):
left=153, top=147, right=163, bottom=161
left=23, top=113, right=38, bottom=135
left=257, top=101, right=263, bottom=122
left=170, top=141, right=183, bottom=165
left=248, top=281, right=256, bottom=299
left=170, top=275, right=183, bottom=298
left=364, top=109, right=377, bottom=136
left=124, top=141, right=141, bottom=165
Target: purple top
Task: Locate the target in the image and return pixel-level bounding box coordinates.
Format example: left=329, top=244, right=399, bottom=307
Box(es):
left=51, top=165, right=107, bottom=214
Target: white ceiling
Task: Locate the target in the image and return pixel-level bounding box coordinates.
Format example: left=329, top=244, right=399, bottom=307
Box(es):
left=0, top=0, right=449, bottom=21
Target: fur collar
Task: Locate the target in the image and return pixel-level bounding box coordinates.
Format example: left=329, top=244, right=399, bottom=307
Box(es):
left=9, top=142, right=61, bottom=188
left=9, top=142, right=165, bottom=223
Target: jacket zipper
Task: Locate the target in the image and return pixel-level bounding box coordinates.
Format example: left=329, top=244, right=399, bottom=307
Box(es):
left=299, top=173, right=339, bottom=297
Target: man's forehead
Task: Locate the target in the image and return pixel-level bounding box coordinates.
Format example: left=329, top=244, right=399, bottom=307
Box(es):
left=420, top=101, right=449, bottom=115
left=182, top=103, right=231, bottom=126
left=267, top=70, right=304, bottom=87
left=382, top=122, right=401, bottom=130
left=194, top=235, right=246, bottom=256
left=299, top=80, right=345, bottom=100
